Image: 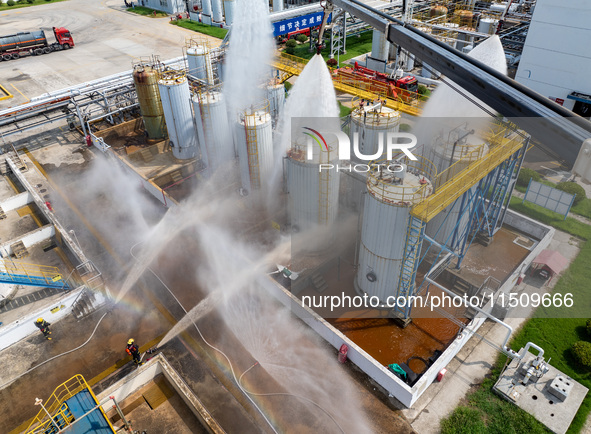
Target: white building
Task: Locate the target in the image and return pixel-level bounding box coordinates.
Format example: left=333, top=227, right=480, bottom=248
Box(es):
left=515, top=0, right=591, bottom=118
left=137, top=0, right=186, bottom=14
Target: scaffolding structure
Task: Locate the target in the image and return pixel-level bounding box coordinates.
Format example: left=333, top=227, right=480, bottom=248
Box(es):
left=379, top=120, right=530, bottom=319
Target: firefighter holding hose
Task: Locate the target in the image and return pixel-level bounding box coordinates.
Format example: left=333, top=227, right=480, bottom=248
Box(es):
left=126, top=338, right=143, bottom=366
left=35, top=318, right=52, bottom=340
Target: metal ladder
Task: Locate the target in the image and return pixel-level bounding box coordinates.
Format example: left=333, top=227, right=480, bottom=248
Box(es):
left=485, top=155, right=519, bottom=235
left=198, top=92, right=214, bottom=166
left=318, top=160, right=330, bottom=225
left=396, top=215, right=426, bottom=317
left=245, top=116, right=261, bottom=190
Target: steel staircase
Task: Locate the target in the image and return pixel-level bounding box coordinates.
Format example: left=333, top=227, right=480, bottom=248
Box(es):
left=396, top=215, right=426, bottom=317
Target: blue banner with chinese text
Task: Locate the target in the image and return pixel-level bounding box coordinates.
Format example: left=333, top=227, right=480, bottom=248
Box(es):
left=273, top=12, right=331, bottom=37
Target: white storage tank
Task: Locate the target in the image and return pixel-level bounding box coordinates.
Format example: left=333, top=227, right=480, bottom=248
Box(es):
left=235, top=101, right=274, bottom=193
left=286, top=134, right=340, bottom=234
left=212, top=0, right=223, bottom=23
left=193, top=90, right=234, bottom=172
left=158, top=70, right=198, bottom=160
left=356, top=158, right=434, bottom=305
left=187, top=41, right=214, bottom=85
left=426, top=130, right=488, bottom=247
left=478, top=17, right=498, bottom=35
left=224, top=0, right=235, bottom=26
left=371, top=29, right=390, bottom=62
left=267, top=81, right=285, bottom=128
left=349, top=103, right=401, bottom=158
left=202, top=0, right=212, bottom=25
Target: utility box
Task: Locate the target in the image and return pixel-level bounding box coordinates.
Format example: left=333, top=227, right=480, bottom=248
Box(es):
left=547, top=375, right=573, bottom=402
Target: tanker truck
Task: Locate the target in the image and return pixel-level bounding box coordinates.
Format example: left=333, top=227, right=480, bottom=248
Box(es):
left=0, top=27, right=74, bottom=61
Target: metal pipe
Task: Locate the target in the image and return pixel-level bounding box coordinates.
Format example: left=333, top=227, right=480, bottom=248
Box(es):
left=110, top=395, right=131, bottom=431
left=521, top=341, right=544, bottom=359
left=86, top=103, right=139, bottom=124
left=424, top=276, right=517, bottom=357
left=34, top=398, right=61, bottom=433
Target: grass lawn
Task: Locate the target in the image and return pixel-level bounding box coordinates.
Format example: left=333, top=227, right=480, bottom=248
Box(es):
left=442, top=199, right=591, bottom=434
left=126, top=5, right=167, bottom=17
left=339, top=101, right=352, bottom=117
left=170, top=19, right=228, bottom=39
left=287, top=30, right=373, bottom=67
left=0, top=0, right=68, bottom=11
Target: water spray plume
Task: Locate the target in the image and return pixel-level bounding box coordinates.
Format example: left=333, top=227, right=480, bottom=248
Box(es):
left=415, top=35, right=508, bottom=152
left=157, top=232, right=291, bottom=348
left=223, top=0, right=274, bottom=116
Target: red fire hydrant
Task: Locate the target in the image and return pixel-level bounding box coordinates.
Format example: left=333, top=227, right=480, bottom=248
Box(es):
left=85, top=135, right=92, bottom=147
left=45, top=201, right=53, bottom=212
left=338, top=344, right=348, bottom=363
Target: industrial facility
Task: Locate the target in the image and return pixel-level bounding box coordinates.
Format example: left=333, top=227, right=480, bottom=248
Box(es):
left=1, top=0, right=591, bottom=433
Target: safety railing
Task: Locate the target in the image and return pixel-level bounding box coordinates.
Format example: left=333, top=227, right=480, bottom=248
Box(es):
left=0, top=259, right=68, bottom=289
left=25, top=375, right=88, bottom=433
left=411, top=126, right=527, bottom=222
left=366, top=156, right=437, bottom=206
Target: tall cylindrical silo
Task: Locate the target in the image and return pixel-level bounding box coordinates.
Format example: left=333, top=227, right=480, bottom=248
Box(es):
left=272, top=0, right=284, bottom=12
left=349, top=104, right=401, bottom=158
left=371, top=29, right=389, bottom=62
left=158, top=71, right=197, bottom=160
left=286, top=135, right=340, bottom=234
left=266, top=81, right=285, bottom=128
left=356, top=158, right=434, bottom=305
left=132, top=63, right=166, bottom=140
left=224, top=0, right=235, bottom=26
left=193, top=90, right=234, bottom=172
left=426, top=132, right=488, bottom=246
left=235, top=102, right=274, bottom=193
left=187, top=41, right=214, bottom=85
left=212, top=0, right=223, bottom=23
left=202, top=0, right=212, bottom=25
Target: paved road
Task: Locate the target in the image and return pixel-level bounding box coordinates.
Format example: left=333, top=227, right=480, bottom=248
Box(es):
left=0, top=0, right=221, bottom=109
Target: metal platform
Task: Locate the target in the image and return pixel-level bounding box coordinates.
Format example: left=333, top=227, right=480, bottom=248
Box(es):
left=494, top=351, right=588, bottom=434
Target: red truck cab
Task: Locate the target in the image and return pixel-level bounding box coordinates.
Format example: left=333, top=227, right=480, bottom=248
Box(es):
left=52, top=27, right=74, bottom=49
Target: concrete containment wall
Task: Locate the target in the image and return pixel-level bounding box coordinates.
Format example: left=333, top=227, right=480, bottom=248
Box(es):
left=97, top=354, right=223, bottom=433
left=0, top=191, right=32, bottom=212
left=90, top=133, right=178, bottom=209
left=260, top=209, right=556, bottom=407
left=0, top=287, right=84, bottom=351
left=0, top=225, right=54, bottom=256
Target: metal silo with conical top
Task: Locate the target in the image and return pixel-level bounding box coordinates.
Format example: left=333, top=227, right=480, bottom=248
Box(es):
left=132, top=61, right=166, bottom=140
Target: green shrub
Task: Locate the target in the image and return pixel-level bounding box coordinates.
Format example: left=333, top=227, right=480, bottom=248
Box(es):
left=517, top=167, right=541, bottom=187
left=572, top=341, right=591, bottom=368
left=285, top=39, right=297, bottom=48
left=295, top=34, right=308, bottom=43
left=17, top=0, right=26, bottom=4
left=26, top=0, right=34, bottom=3
left=284, top=81, right=292, bottom=91
left=285, top=46, right=296, bottom=55
left=586, top=319, right=591, bottom=337
left=556, top=181, right=586, bottom=205
left=418, top=84, right=431, bottom=96
left=6, top=0, right=15, bottom=5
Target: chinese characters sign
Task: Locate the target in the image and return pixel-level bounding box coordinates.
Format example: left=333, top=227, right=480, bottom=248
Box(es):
left=273, top=12, right=331, bottom=37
